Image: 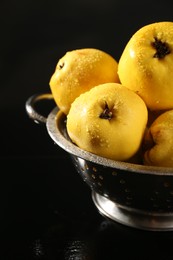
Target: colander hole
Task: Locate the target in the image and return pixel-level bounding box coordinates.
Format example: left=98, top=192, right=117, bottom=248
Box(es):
left=164, top=182, right=171, bottom=188
left=112, top=171, right=118, bottom=176
left=125, top=188, right=131, bottom=193
left=120, top=179, right=125, bottom=184
left=91, top=174, right=96, bottom=179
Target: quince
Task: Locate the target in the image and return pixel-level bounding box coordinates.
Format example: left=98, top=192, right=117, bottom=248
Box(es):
left=49, top=48, right=119, bottom=115
left=143, top=109, right=173, bottom=167
left=66, top=82, right=148, bottom=161
left=118, top=21, right=173, bottom=111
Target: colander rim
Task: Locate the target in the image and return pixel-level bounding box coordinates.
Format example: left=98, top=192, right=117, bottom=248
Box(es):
left=46, top=106, right=173, bottom=176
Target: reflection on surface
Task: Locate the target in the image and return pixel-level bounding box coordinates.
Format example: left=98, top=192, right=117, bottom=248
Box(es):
left=27, top=217, right=173, bottom=260
left=2, top=157, right=173, bottom=259
left=4, top=214, right=173, bottom=260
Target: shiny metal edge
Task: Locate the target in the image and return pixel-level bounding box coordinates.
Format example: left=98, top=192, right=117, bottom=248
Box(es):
left=92, top=191, right=173, bottom=231
left=46, top=106, right=173, bottom=176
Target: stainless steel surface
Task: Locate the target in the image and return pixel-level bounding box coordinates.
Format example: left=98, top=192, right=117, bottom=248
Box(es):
left=25, top=93, right=53, bottom=124
left=92, top=191, right=173, bottom=231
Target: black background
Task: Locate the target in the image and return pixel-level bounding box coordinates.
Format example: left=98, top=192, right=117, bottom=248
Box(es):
left=1, top=0, right=173, bottom=259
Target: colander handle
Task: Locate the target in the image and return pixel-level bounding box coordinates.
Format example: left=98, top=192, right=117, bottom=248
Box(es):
left=25, top=93, right=54, bottom=124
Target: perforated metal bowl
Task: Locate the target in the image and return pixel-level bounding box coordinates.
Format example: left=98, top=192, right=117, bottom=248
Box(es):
left=26, top=93, right=173, bottom=231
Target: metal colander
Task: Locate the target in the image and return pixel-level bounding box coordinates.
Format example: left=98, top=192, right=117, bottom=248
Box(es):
left=26, top=93, right=173, bottom=231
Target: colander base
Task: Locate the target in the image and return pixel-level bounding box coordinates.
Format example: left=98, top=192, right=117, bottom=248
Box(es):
left=92, top=191, right=173, bottom=231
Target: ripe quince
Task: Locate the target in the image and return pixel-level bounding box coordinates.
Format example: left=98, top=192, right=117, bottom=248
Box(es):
left=66, top=82, right=148, bottom=161
left=49, top=48, right=119, bottom=115
left=118, top=21, right=173, bottom=111
left=143, top=109, right=173, bottom=167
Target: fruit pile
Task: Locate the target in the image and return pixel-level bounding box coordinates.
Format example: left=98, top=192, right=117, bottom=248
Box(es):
left=49, top=21, right=173, bottom=168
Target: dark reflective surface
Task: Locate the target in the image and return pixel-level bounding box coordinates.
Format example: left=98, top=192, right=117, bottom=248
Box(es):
left=1, top=0, right=173, bottom=259
left=2, top=157, right=173, bottom=260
